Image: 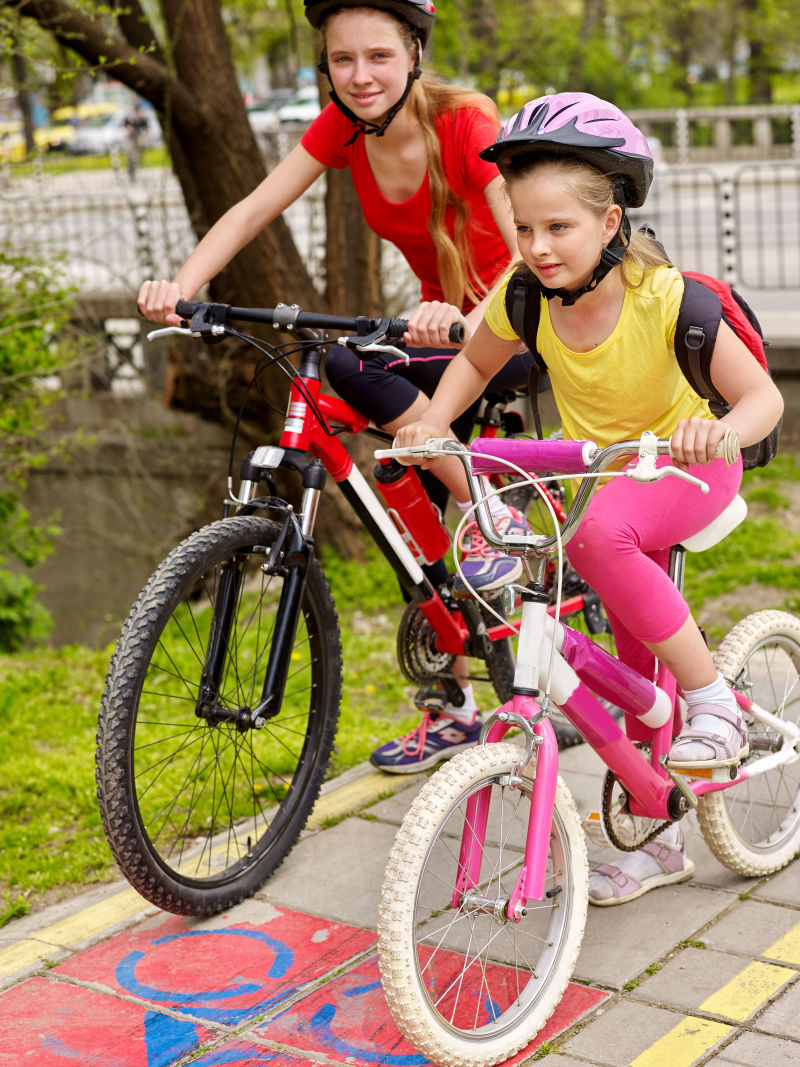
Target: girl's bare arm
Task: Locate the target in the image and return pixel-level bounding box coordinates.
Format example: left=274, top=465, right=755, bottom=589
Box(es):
left=138, top=144, right=326, bottom=324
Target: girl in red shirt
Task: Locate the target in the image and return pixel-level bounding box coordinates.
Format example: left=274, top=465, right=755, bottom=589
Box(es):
left=138, top=0, right=532, bottom=772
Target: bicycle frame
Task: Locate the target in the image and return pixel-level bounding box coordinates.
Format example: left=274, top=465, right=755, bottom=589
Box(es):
left=210, top=342, right=520, bottom=723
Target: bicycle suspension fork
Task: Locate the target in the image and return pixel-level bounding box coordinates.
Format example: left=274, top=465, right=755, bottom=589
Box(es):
left=195, top=449, right=322, bottom=732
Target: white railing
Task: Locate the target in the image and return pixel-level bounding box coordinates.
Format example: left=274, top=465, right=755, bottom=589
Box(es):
left=629, top=104, right=800, bottom=164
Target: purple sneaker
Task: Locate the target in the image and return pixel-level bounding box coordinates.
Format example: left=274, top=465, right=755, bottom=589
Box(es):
left=369, top=711, right=483, bottom=774
left=453, top=507, right=530, bottom=597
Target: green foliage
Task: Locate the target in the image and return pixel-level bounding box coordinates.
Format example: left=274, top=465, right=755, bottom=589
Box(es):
left=683, top=454, right=800, bottom=639
left=0, top=247, right=75, bottom=650
left=0, top=646, right=114, bottom=899
left=0, top=890, right=29, bottom=929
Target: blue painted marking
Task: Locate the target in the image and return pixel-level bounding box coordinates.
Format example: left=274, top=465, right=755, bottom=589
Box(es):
left=151, top=928, right=293, bottom=980
left=308, top=1003, right=429, bottom=1065
left=143, top=1011, right=200, bottom=1067
left=114, top=926, right=297, bottom=1027
left=115, top=947, right=298, bottom=1025
left=116, top=949, right=260, bottom=1005
left=345, top=979, right=382, bottom=996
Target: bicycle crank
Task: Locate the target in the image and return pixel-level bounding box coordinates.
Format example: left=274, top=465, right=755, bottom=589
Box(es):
left=600, top=747, right=671, bottom=851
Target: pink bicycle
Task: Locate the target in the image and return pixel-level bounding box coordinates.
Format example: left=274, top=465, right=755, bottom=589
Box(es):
left=376, top=431, right=800, bottom=1067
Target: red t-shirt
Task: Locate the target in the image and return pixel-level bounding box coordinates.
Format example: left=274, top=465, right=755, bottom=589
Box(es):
left=301, top=102, right=510, bottom=308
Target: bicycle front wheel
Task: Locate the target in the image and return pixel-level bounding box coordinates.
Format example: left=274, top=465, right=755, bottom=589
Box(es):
left=96, top=515, right=341, bottom=915
left=698, top=610, right=800, bottom=876
left=378, top=743, right=587, bottom=1067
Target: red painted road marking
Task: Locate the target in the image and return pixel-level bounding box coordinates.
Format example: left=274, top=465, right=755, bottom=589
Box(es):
left=0, top=906, right=606, bottom=1065
left=0, top=976, right=217, bottom=1066
left=55, top=906, right=376, bottom=1025
left=259, top=953, right=609, bottom=1065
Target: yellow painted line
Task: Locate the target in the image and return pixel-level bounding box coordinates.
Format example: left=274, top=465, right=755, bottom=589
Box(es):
left=631, top=1016, right=731, bottom=1067
left=0, top=768, right=407, bottom=982
left=0, top=888, right=151, bottom=980
left=763, top=924, right=800, bottom=965
left=308, top=770, right=412, bottom=827
left=631, top=932, right=799, bottom=1066
left=699, top=959, right=792, bottom=1020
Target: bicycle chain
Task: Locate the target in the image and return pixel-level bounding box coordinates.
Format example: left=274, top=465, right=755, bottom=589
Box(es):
left=600, top=744, right=672, bottom=852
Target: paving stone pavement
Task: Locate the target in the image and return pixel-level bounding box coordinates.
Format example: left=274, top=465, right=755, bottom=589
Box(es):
left=0, top=743, right=799, bottom=1066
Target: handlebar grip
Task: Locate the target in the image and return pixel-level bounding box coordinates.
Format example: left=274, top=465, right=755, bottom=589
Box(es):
left=385, top=318, right=465, bottom=345
left=175, top=300, right=199, bottom=319
left=716, top=426, right=741, bottom=465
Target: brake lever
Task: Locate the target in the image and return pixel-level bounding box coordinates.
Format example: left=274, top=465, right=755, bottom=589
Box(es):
left=146, top=326, right=194, bottom=341
left=375, top=438, right=462, bottom=460
left=627, top=430, right=709, bottom=493
left=337, top=336, right=410, bottom=365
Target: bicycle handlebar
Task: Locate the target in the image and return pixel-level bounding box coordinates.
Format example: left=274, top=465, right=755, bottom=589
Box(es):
left=376, top=430, right=741, bottom=560
left=174, top=300, right=465, bottom=346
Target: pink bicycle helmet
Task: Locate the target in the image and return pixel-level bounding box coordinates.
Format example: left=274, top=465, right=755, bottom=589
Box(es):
left=480, top=92, right=653, bottom=208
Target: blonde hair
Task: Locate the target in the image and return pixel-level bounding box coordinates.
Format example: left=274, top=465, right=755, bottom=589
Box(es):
left=503, top=154, right=670, bottom=287
left=409, top=74, right=499, bottom=307
left=321, top=7, right=500, bottom=308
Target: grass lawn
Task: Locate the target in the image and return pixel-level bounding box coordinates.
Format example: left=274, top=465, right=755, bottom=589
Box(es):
left=0, top=454, right=798, bottom=926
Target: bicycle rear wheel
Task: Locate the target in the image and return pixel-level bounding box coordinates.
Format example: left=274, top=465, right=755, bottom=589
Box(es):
left=698, top=610, right=800, bottom=876
left=379, top=743, right=587, bottom=1067
left=96, top=514, right=341, bottom=915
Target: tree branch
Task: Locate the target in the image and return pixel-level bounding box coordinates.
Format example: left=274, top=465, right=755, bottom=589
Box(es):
left=8, top=0, right=198, bottom=123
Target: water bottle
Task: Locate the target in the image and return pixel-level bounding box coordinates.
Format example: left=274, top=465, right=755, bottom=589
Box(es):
left=374, top=459, right=451, bottom=565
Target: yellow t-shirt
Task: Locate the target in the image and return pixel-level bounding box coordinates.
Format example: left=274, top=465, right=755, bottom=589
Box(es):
left=484, top=264, right=713, bottom=449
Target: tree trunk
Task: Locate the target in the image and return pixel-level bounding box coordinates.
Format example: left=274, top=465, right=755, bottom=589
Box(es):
left=12, top=0, right=371, bottom=555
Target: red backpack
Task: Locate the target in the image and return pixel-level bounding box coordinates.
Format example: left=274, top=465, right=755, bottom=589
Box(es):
left=504, top=262, right=782, bottom=470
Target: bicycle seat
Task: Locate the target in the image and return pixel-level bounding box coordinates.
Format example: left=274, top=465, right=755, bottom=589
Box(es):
left=679, top=494, right=747, bottom=552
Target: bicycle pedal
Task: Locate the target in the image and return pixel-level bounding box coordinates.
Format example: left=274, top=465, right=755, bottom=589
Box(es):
left=670, top=764, right=741, bottom=783
left=581, top=810, right=612, bottom=847
left=413, top=687, right=449, bottom=714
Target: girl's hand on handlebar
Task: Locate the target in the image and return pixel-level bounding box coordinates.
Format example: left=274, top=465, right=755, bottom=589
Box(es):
left=404, top=302, right=470, bottom=350
left=670, top=417, right=739, bottom=467
left=138, top=279, right=186, bottom=326
left=393, top=419, right=453, bottom=467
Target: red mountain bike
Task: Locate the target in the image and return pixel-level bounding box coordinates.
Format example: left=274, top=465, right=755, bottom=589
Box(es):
left=95, top=299, right=607, bottom=916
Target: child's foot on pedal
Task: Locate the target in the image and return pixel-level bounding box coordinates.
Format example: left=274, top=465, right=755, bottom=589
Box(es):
left=667, top=702, right=749, bottom=770
left=453, top=506, right=531, bottom=597
left=588, top=824, right=694, bottom=906
left=370, top=690, right=482, bottom=774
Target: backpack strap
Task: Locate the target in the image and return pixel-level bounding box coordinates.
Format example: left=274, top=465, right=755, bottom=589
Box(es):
left=674, top=275, right=727, bottom=412
left=504, top=266, right=547, bottom=439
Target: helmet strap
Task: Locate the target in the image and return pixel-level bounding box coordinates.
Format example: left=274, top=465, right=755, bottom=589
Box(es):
left=541, top=211, right=631, bottom=306
left=319, top=36, right=422, bottom=146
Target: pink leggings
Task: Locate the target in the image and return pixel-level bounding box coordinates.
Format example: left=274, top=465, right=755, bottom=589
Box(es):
left=566, top=456, right=743, bottom=683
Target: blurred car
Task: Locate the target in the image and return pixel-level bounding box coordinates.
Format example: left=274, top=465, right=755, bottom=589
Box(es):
left=277, top=86, right=321, bottom=125
left=33, top=121, right=75, bottom=153
left=68, top=107, right=163, bottom=155
left=247, top=90, right=294, bottom=135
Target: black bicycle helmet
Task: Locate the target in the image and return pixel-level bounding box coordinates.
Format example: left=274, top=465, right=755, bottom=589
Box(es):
left=304, top=0, right=436, bottom=47
left=481, top=93, right=654, bottom=304
left=304, top=0, right=436, bottom=144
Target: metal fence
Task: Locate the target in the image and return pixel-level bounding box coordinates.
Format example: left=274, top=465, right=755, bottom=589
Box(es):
left=627, top=161, right=800, bottom=289
left=3, top=160, right=799, bottom=300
